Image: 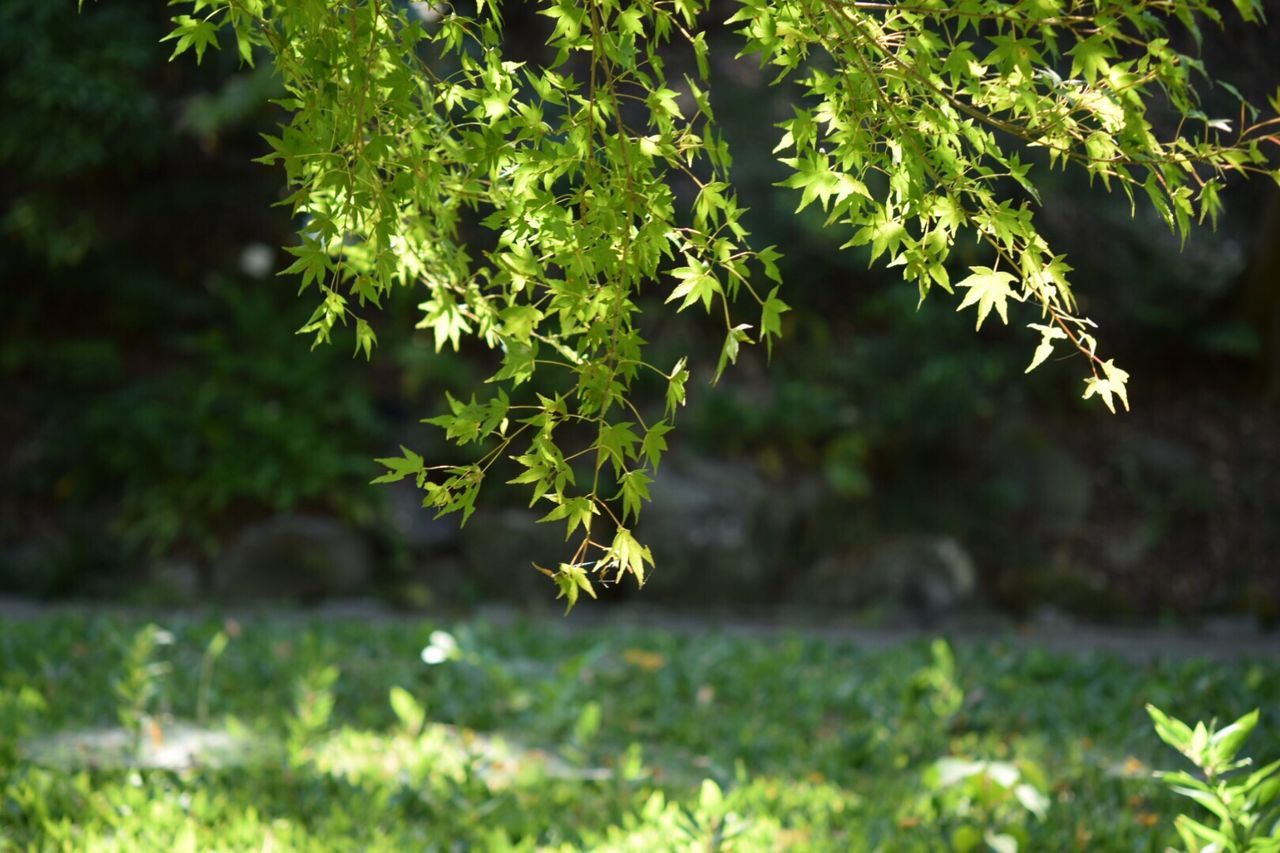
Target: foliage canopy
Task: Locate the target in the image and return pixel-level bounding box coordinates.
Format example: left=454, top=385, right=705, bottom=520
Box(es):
left=165, top=0, right=1280, bottom=602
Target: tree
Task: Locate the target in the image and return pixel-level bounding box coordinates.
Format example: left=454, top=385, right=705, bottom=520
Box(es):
left=164, top=0, right=1279, bottom=606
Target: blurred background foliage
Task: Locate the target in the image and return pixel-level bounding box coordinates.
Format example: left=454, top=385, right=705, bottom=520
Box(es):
left=1, top=1, right=1276, bottom=623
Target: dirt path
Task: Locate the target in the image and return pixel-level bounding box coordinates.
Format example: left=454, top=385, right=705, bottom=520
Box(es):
left=2, top=597, right=1276, bottom=661
left=555, top=605, right=1280, bottom=661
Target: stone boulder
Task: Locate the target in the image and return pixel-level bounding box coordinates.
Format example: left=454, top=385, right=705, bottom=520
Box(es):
left=457, top=456, right=813, bottom=603
left=211, top=514, right=372, bottom=601
left=790, top=534, right=979, bottom=617
left=634, top=456, right=812, bottom=601
left=458, top=507, right=568, bottom=600
left=385, top=480, right=463, bottom=553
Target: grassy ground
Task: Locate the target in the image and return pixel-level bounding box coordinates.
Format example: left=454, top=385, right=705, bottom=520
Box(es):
left=1, top=611, right=1277, bottom=850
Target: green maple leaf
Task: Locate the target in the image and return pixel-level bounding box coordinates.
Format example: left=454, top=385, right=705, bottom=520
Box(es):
left=596, top=421, right=640, bottom=476
left=667, top=261, right=720, bottom=312
left=641, top=422, right=673, bottom=470
left=538, top=496, right=597, bottom=538
left=1067, top=35, right=1116, bottom=85
left=549, top=563, right=596, bottom=614
left=1082, top=359, right=1131, bottom=413
left=370, top=446, right=425, bottom=485
left=609, top=528, right=653, bottom=585
left=1025, top=323, right=1067, bottom=374
left=163, top=15, right=221, bottom=63
left=760, top=286, right=790, bottom=355
left=956, top=267, right=1018, bottom=330
left=778, top=156, right=869, bottom=212
left=619, top=469, right=653, bottom=522
left=665, top=359, right=689, bottom=419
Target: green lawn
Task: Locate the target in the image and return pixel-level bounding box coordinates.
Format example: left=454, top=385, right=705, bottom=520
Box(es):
left=1, top=612, right=1276, bottom=850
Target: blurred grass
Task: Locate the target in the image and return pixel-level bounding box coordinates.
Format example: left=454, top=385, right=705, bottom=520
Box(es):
left=1, top=612, right=1277, bottom=849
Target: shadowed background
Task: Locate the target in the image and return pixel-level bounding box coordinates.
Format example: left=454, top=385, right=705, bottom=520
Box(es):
left=2, top=0, right=1277, bottom=626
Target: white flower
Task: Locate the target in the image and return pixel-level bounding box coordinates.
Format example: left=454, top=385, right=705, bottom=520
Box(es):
left=420, top=630, right=459, bottom=665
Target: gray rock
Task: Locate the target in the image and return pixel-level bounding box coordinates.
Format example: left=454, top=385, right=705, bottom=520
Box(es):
left=1202, top=614, right=1263, bottom=640
left=459, top=508, right=567, bottom=600
left=386, top=480, right=462, bottom=553
left=148, top=559, right=202, bottom=602
left=791, top=535, right=979, bottom=616
left=456, top=456, right=811, bottom=602
left=1102, top=521, right=1159, bottom=572
left=211, top=514, right=372, bottom=601
left=1131, top=436, right=1197, bottom=477
left=991, top=430, right=1092, bottom=536
left=635, top=456, right=810, bottom=600
left=0, top=542, right=46, bottom=595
